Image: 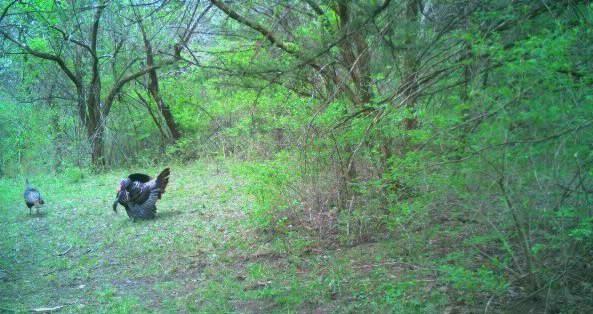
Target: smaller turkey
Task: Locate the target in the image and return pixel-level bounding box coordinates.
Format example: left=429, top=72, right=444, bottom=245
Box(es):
left=24, top=179, right=45, bottom=215
left=113, top=168, right=170, bottom=221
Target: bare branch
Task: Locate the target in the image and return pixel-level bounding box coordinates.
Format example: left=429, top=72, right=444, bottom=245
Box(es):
left=0, top=0, right=18, bottom=25
left=104, top=60, right=175, bottom=116
left=210, top=0, right=298, bottom=54
left=302, top=0, right=324, bottom=16
left=49, top=25, right=94, bottom=56
left=0, top=31, right=81, bottom=89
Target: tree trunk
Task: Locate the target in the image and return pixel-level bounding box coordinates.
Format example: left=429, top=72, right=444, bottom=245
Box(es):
left=138, top=20, right=181, bottom=141
left=86, top=116, right=105, bottom=167
left=152, top=90, right=181, bottom=141
left=91, top=130, right=105, bottom=167
left=87, top=1, right=106, bottom=168
left=400, top=0, right=421, bottom=130
left=87, top=79, right=105, bottom=167
left=335, top=2, right=372, bottom=105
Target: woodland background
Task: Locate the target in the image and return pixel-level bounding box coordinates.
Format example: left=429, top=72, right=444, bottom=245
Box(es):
left=1, top=0, right=593, bottom=312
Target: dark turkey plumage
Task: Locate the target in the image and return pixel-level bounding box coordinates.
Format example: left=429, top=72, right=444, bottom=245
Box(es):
left=24, top=179, right=44, bottom=215
left=113, top=168, right=170, bottom=220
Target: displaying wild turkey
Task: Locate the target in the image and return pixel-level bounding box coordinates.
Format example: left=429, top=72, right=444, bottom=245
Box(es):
left=113, top=168, right=170, bottom=220
left=24, top=179, right=45, bottom=215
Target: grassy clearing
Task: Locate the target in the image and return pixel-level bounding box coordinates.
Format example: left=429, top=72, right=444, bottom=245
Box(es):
left=1, top=161, right=451, bottom=313
left=1, top=162, right=245, bottom=312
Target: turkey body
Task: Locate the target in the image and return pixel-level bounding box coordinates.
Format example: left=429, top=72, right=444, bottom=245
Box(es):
left=24, top=180, right=45, bottom=215
left=113, top=168, right=170, bottom=220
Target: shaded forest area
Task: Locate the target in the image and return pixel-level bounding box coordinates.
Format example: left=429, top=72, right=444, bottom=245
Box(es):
left=1, top=0, right=593, bottom=312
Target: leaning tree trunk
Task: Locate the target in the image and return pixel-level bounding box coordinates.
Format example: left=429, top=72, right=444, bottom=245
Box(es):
left=152, top=91, right=181, bottom=141
left=138, top=20, right=181, bottom=141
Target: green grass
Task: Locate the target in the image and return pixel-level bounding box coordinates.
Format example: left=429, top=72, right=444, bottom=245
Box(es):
left=0, top=161, right=451, bottom=313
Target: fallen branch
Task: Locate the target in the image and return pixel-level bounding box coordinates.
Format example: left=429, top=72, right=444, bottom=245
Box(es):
left=352, top=260, right=436, bottom=271
left=43, top=269, right=56, bottom=276
left=57, top=245, right=73, bottom=256
left=244, top=280, right=272, bottom=291
left=32, top=305, right=65, bottom=312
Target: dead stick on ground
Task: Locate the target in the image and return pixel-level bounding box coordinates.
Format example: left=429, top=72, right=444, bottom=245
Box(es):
left=32, top=305, right=65, bottom=312
left=352, top=261, right=435, bottom=271
left=57, top=245, right=73, bottom=256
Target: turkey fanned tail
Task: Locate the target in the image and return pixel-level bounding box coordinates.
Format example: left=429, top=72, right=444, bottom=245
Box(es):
left=113, top=168, right=170, bottom=220
left=155, top=167, right=170, bottom=199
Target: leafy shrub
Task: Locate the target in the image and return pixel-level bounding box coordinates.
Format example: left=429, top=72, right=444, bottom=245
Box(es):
left=439, top=265, right=508, bottom=304
left=231, top=152, right=296, bottom=230
left=63, top=167, right=85, bottom=183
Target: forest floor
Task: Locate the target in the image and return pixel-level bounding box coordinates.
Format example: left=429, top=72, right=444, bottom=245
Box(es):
left=1, top=161, right=460, bottom=313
